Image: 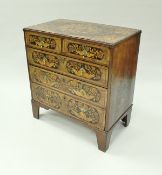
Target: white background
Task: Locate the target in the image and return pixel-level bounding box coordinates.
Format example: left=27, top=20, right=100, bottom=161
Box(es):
left=0, top=0, right=162, bottom=175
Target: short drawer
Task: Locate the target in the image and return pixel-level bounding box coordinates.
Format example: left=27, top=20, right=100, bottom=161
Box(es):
left=27, top=48, right=108, bottom=88
left=63, top=39, right=110, bottom=66
left=29, top=65, right=107, bottom=108
left=31, top=83, right=105, bottom=129
left=24, top=31, right=61, bottom=53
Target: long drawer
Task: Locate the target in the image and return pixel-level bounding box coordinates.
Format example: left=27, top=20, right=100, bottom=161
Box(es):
left=31, top=83, right=105, bottom=129
left=27, top=47, right=108, bottom=88
left=29, top=65, right=107, bottom=108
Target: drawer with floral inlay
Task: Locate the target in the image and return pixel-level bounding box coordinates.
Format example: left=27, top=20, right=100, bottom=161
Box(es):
left=29, top=65, right=107, bottom=108
left=24, top=31, right=61, bottom=54
left=63, top=39, right=110, bottom=66
left=27, top=48, right=108, bottom=88
left=31, top=83, right=106, bottom=129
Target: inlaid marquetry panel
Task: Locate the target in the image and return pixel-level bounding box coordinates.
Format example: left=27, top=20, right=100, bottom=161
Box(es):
left=32, top=83, right=105, bottom=129
left=27, top=48, right=108, bottom=87
left=29, top=66, right=107, bottom=107
left=25, top=31, right=61, bottom=53
left=63, top=39, right=110, bottom=66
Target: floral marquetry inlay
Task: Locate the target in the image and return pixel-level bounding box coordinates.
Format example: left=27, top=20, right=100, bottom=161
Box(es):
left=32, top=51, right=59, bottom=68
left=32, top=84, right=101, bottom=125
left=68, top=99, right=99, bottom=124
left=33, top=85, right=62, bottom=109
left=29, top=35, right=56, bottom=49
left=28, top=48, right=108, bottom=87
left=66, top=60, right=101, bottom=80
left=30, top=67, right=101, bottom=103
left=67, top=81, right=101, bottom=102
left=67, top=43, right=104, bottom=60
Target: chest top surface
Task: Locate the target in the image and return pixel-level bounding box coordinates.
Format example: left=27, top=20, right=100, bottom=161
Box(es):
left=24, top=19, right=141, bottom=46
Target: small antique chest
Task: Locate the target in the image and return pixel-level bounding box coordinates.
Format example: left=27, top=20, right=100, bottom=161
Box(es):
left=23, top=19, right=141, bottom=152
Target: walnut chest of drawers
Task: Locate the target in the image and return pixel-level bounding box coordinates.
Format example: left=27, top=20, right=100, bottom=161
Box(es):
left=23, top=19, right=141, bottom=152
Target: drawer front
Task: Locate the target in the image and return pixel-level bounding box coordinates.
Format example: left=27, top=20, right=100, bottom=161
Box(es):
left=29, top=65, right=107, bottom=108
left=27, top=48, right=108, bottom=87
left=25, top=31, right=61, bottom=53
left=63, top=39, right=110, bottom=66
left=32, top=83, right=105, bottom=129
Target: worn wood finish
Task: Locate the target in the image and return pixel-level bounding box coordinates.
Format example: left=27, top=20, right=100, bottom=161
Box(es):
left=105, top=34, right=141, bottom=131
left=24, top=19, right=139, bottom=46
left=96, top=130, right=112, bottom=152
left=23, top=19, right=141, bottom=152
left=31, top=99, right=40, bottom=119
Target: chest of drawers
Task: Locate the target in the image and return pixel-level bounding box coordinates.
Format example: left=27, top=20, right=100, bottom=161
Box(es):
left=23, top=19, right=141, bottom=152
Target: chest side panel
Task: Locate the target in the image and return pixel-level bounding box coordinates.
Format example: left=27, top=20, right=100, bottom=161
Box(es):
left=106, top=34, right=141, bottom=131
